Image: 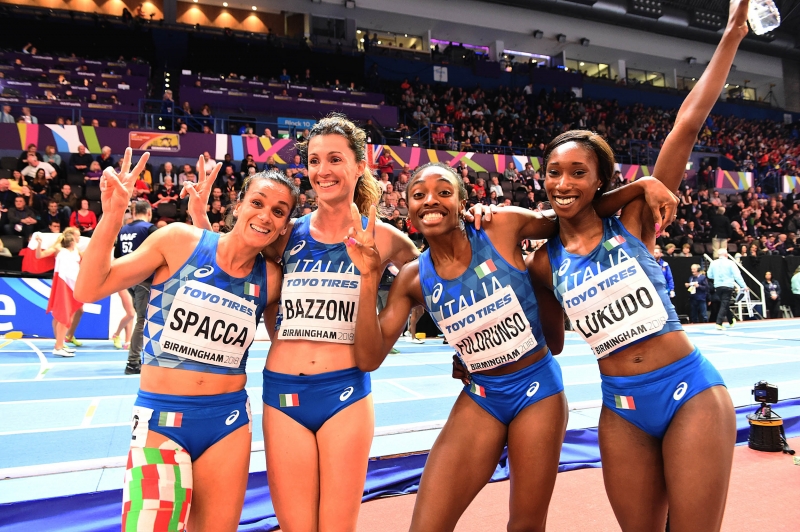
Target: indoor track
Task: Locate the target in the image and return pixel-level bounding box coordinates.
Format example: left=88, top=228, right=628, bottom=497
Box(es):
left=1, top=319, right=799, bottom=504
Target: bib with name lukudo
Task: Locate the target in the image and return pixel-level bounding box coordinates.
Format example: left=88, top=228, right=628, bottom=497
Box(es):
left=277, top=214, right=364, bottom=344
left=547, top=217, right=682, bottom=359
left=419, top=225, right=545, bottom=372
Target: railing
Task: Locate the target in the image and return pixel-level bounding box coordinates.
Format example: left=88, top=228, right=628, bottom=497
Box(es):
left=703, top=253, right=767, bottom=319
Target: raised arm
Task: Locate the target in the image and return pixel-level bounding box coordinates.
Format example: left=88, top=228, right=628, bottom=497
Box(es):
left=74, top=148, right=167, bottom=302
left=344, top=204, right=420, bottom=371
left=181, top=155, right=220, bottom=230
left=652, top=0, right=749, bottom=193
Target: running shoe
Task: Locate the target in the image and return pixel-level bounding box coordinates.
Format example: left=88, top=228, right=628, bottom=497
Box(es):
left=389, top=348, right=400, bottom=354
left=53, top=348, right=75, bottom=357
left=729, top=318, right=737, bottom=328
left=442, top=338, right=449, bottom=344
left=63, top=346, right=76, bottom=353
left=112, top=335, right=122, bottom=349
left=715, top=324, right=724, bottom=330
left=409, top=337, right=424, bottom=344
left=124, top=364, right=141, bottom=375
left=66, top=335, right=83, bottom=347
left=123, top=342, right=130, bottom=350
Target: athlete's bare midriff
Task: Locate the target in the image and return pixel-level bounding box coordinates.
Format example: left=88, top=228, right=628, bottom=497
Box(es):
left=139, top=365, right=247, bottom=395
left=598, top=330, right=695, bottom=377
left=266, top=339, right=359, bottom=375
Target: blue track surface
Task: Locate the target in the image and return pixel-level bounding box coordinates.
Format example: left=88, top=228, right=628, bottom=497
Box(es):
left=1, top=320, right=799, bottom=502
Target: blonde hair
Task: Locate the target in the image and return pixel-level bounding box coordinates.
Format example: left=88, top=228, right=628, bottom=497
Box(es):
left=295, top=113, right=381, bottom=215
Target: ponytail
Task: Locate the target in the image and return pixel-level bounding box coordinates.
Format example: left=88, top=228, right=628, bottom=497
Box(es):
left=355, top=166, right=382, bottom=215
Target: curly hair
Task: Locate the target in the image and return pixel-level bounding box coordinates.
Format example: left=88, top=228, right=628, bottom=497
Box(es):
left=295, top=113, right=381, bottom=215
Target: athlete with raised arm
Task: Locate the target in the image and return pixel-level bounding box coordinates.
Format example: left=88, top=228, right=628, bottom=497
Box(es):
left=75, top=149, right=296, bottom=532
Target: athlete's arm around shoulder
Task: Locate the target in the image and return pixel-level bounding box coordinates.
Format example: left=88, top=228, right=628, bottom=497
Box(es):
left=525, top=247, right=565, bottom=354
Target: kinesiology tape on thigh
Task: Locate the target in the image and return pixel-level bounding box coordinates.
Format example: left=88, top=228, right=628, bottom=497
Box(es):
left=122, top=444, right=193, bottom=532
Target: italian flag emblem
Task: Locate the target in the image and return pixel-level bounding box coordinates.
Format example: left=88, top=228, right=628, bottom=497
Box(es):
left=244, top=282, right=260, bottom=297
left=158, top=412, right=183, bottom=427
left=603, top=235, right=626, bottom=251
left=474, top=259, right=497, bottom=279
left=279, top=393, right=299, bottom=407
left=469, top=383, right=486, bottom=398
left=614, top=395, right=636, bottom=410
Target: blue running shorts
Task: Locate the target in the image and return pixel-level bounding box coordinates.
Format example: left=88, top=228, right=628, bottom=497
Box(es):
left=261, top=367, right=371, bottom=433
left=600, top=347, right=725, bottom=439
left=131, top=389, right=251, bottom=461
left=465, top=351, right=564, bottom=425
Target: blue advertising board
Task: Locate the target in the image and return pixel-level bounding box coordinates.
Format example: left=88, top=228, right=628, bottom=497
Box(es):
left=0, top=277, right=110, bottom=338
left=278, top=117, right=317, bottom=129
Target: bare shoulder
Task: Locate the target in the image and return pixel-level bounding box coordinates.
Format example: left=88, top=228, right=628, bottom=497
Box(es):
left=375, top=218, right=417, bottom=263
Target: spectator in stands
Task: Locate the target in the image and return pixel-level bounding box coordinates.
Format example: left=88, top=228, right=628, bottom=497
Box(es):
left=179, top=166, right=198, bottom=186
left=21, top=153, right=57, bottom=183
left=709, top=206, right=731, bottom=259
left=84, top=161, right=102, bottom=186
left=96, top=146, right=114, bottom=170
left=395, top=172, right=409, bottom=194
left=377, top=172, right=391, bottom=193
left=68, top=144, right=93, bottom=174
left=43, top=145, right=62, bottom=170
left=201, top=152, right=216, bottom=175
left=1, top=105, right=14, bottom=124
left=19, top=107, right=37, bottom=124
left=41, top=199, right=68, bottom=230
left=70, top=199, right=97, bottom=237
left=502, top=161, right=517, bottom=182
left=763, top=271, right=782, bottom=319
left=239, top=154, right=256, bottom=176
left=219, top=153, right=235, bottom=176
left=286, top=154, right=307, bottom=178
left=160, top=90, right=174, bottom=129
left=378, top=151, right=394, bottom=176
left=653, top=245, right=675, bottom=298
left=155, top=176, right=179, bottom=206
left=178, top=123, right=188, bottom=135
left=679, top=243, right=692, bottom=257
left=263, top=128, right=275, bottom=141
left=707, top=248, right=747, bottom=330
left=90, top=118, right=100, bottom=127
left=279, top=68, right=290, bottom=83
left=685, top=264, right=709, bottom=324
left=18, top=144, right=42, bottom=170
left=207, top=200, right=224, bottom=226
left=54, top=183, right=79, bottom=218
left=489, top=176, right=503, bottom=199
left=159, top=162, right=177, bottom=185
left=381, top=183, right=401, bottom=207
left=5, top=195, right=37, bottom=242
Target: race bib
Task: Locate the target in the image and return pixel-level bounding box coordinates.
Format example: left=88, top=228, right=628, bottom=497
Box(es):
left=277, top=271, right=360, bottom=344
left=561, top=259, right=667, bottom=358
left=159, top=280, right=256, bottom=368
left=439, top=286, right=537, bottom=372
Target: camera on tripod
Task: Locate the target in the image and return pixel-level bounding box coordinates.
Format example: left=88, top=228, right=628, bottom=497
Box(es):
left=752, top=380, right=778, bottom=405
left=747, top=381, right=794, bottom=455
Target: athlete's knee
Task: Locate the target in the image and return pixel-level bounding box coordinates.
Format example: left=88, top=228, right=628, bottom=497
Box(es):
left=122, top=444, right=193, bottom=531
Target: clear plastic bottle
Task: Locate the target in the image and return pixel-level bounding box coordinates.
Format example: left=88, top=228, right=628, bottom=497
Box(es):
left=747, top=0, right=781, bottom=35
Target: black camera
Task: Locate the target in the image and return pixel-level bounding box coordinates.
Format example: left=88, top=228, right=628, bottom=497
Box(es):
left=752, top=381, right=778, bottom=404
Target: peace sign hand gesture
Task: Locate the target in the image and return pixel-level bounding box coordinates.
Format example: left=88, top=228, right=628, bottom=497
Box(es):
left=100, top=147, right=149, bottom=216
left=182, top=154, right=222, bottom=222
left=343, top=204, right=382, bottom=279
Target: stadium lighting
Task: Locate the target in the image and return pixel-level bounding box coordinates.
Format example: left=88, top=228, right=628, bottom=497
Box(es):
left=629, top=0, right=663, bottom=19
left=533, top=30, right=543, bottom=39
left=556, top=34, right=566, bottom=43
left=193, top=0, right=197, bottom=3
left=580, top=38, right=590, bottom=47
left=691, top=9, right=725, bottom=30
left=223, top=2, right=228, bottom=5
left=252, top=6, right=257, bottom=10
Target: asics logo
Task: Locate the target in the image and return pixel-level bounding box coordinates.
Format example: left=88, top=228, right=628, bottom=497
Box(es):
left=340, top=386, right=354, bottom=401
left=432, top=283, right=443, bottom=304
left=673, top=382, right=688, bottom=401
left=225, top=410, right=240, bottom=425
left=194, top=266, right=214, bottom=278
left=558, top=258, right=571, bottom=276
left=289, top=240, right=306, bottom=256
left=526, top=381, right=540, bottom=397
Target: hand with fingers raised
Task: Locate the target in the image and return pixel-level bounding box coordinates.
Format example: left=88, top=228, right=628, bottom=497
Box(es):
left=101, top=147, right=150, bottom=217
left=182, top=154, right=222, bottom=222
left=343, top=204, right=382, bottom=279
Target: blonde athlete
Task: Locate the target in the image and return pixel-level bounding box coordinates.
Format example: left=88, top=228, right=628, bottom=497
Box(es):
left=75, top=149, right=297, bottom=532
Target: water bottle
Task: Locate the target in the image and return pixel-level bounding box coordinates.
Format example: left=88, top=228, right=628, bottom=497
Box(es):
left=747, top=0, right=781, bottom=35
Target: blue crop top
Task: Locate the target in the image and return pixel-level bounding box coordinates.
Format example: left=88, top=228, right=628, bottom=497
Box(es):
left=419, top=224, right=546, bottom=372
left=143, top=230, right=267, bottom=375
left=546, top=216, right=682, bottom=359
left=275, top=213, right=366, bottom=344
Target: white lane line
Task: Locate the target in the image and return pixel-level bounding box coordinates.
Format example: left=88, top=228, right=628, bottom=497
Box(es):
left=383, top=380, right=426, bottom=398
left=0, top=394, right=136, bottom=405
left=80, top=398, right=101, bottom=427
left=23, top=340, right=52, bottom=381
